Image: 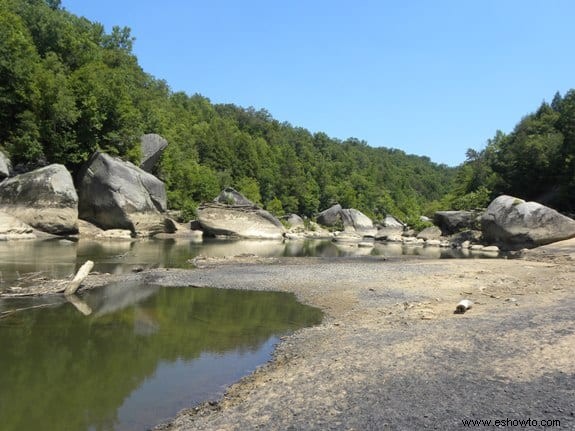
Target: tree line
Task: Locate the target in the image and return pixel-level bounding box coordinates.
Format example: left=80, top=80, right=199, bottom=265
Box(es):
left=1, top=0, right=572, bottom=224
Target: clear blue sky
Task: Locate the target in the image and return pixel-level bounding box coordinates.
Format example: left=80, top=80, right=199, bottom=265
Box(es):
left=63, top=0, right=575, bottom=167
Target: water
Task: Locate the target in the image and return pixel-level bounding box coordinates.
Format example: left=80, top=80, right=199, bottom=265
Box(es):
left=0, top=238, right=495, bottom=291
left=0, top=285, right=323, bottom=431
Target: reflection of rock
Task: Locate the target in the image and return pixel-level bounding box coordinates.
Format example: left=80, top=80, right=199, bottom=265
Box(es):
left=0, top=164, right=78, bottom=235
left=77, top=152, right=169, bottom=235
left=481, top=195, right=575, bottom=249
left=82, top=281, right=160, bottom=317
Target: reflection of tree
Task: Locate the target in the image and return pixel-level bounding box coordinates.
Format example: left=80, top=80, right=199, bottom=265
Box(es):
left=0, top=287, right=322, bottom=431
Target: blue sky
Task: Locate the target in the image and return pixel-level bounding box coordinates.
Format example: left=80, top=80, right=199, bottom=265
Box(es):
left=63, top=0, right=575, bottom=167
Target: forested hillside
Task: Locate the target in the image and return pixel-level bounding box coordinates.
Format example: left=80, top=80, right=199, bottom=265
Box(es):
left=0, top=0, right=457, bottom=223
left=2, top=1, right=572, bottom=223
left=449, top=92, right=575, bottom=214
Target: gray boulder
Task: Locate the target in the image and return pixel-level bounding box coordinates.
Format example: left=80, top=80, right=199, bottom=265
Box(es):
left=481, top=195, right=575, bottom=249
left=0, top=150, right=11, bottom=181
left=77, top=152, right=169, bottom=235
left=284, top=213, right=305, bottom=229
left=417, top=226, right=442, bottom=240
left=340, top=208, right=377, bottom=236
left=317, top=204, right=342, bottom=227
left=197, top=203, right=284, bottom=240
left=434, top=211, right=479, bottom=235
left=140, top=134, right=168, bottom=173
left=0, top=164, right=78, bottom=234
left=214, top=187, right=255, bottom=206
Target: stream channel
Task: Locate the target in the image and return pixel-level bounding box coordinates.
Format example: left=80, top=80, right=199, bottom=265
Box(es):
left=0, top=237, right=498, bottom=430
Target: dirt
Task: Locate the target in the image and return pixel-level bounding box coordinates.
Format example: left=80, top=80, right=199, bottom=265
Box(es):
left=89, top=240, right=575, bottom=430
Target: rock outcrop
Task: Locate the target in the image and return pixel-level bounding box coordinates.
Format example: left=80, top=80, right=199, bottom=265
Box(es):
left=0, top=164, right=78, bottom=235
left=434, top=211, right=479, bottom=235
left=416, top=226, right=442, bottom=241
left=140, top=134, right=168, bottom=173
left=317, top=204, right=342, bottom=227
left=77, top=152, right=169, bottom=235
left=198, top=189, right=284, bottom=240
left=340, top=208, right=377, bottom=237
left=0, top=150, right=11, bottom=181
left=481, top=195, right=575, bottom=248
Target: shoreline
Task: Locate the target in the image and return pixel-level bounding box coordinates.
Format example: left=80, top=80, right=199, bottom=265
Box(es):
left=82, top=240, right=574, bottom=430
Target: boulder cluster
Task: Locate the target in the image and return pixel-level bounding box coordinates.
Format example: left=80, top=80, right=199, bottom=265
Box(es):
left=2, top=134, right=575, bottom=250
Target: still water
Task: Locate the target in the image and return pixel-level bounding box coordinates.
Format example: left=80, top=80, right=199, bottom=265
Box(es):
left=0, top=237, right=491, bottom=291
left=0, top=284, right=323, bottom=431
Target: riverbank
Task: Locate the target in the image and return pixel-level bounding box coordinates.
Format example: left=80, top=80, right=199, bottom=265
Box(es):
left=83, top=241, right=575, bottom=430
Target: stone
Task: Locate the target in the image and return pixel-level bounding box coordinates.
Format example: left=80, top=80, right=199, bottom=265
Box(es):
left=383, top=215, right=405, bottom=229
left=140, top=134, right=168, bottom=173
left=0, top=211, right=36, bottom=240
left=375, top=226, right=403, bottom=240
left=434, top=210, right=480, bottom=235
left=214, top=187, right=254, bottom=206
left=197, top=203, right=284, bottom=240
left=340, top=208, right=377, bottom=236
left=317, top=204, right=343, bottom=227
left=284, top=213, right=305, bottom=229
left=426, top=239, right=441, bottom=247
left=0, top=150, right=11, bottom=181
left=417, top=226, right=442, bottom=240
left=481, top=195, right=575, bottom=249
left=77, top=152, right=168, bottom=235
left=482, top=245, right=500, bottom=252
left=0, top=164, right=78, bottom=235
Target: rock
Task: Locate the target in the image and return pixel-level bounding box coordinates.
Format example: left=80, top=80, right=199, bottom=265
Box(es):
left=96, top=229, right=133, bottom=239
left=461, top=240, right=471, bottom=249
left=77, top=152, right=168, bottom=235
left=383, top=215, right=405, bottom=229
left=482, top=245, right=500, bottom=253
left=197, top=202, right=284, bottom=240
left=426, top=239, right=441, bottom=247
left=481, top=195, right=575, bottom=249
left=0, top=150, right=11, bottom=181
left=0, top=211, right=36, bottom=240
left=434, top=211, right=480, bottom=235
left=214, top=187, right=254, bottom=206
left=416, top=226, right=442, bottom=240
left=0, top=164, right=78, bottom=235
left=419, top=215, right=431, bottom=223
left=450, top=230, right=482, bottom=247
left=317, top=204, right=343, bottom=227
left=470, top=245, right=484, bottom=251
left=140, top=134, right=168, bottom=173
left=284, top=213, right=305, bottom=230
left=375, top=226, right=403, bottom=240
left=340, top=208, right=377, bottom=236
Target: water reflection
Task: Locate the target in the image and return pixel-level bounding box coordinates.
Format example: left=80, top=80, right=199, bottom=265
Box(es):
left=0, top=238, right=498, bottom=291
left=0, top=285, right=323, bottom=431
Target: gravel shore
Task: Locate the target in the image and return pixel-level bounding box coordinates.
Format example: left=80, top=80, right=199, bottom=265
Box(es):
left=86, top=241, right=575, bottom=430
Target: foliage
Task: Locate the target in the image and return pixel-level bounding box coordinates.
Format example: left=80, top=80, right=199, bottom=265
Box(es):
left=0, top=0, right=457, bottom=221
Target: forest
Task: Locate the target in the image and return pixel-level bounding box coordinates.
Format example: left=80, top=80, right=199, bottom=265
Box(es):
left=1, top=0, right=573, bottom=224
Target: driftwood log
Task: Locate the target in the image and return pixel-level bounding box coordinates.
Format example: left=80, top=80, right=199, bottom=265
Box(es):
left=64, top=260, right=94, bottom=296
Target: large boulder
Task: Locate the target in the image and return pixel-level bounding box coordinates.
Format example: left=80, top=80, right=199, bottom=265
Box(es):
left=139, top=134, right=168, bottom=173
left=317, top=204, right=342, bottom=227
left=382, top=215, right=405, bottom=229
left=417, top=226, right=442, bottom=240
left=0, top=150, right=11, bottom=181
left=0, top=164, right=78, bottom=235
left=197, top=203, right=284, bottom=240
left=198, top=190, right=284, bottom=239
left=434, top=210, right=479, bottom=235
left=77, top=152, right=169, bottom=235
left=340, top=208, right=377, bottom=236
left=214, top=187, right=255, bottom=206
left=481, top=195, right=575, bottom=249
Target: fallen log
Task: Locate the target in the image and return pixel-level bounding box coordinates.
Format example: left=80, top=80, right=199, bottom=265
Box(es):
left=64, top=260, right=94, bottom=296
